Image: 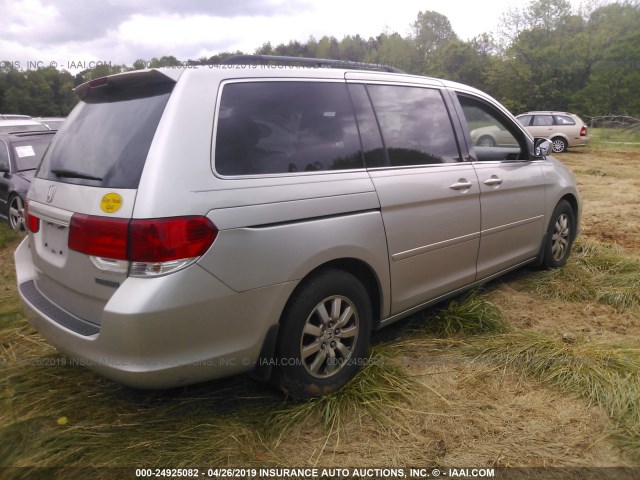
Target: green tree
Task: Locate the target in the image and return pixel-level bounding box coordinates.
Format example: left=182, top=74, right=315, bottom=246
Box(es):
left=366, top=32, right=421, bottom=73
left=411, top=10, right=458, bottom=67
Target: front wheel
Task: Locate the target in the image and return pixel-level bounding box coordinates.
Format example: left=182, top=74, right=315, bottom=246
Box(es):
left=543, top=200, right=575, bottom=268
left=272, top=269, right=372, bottom=398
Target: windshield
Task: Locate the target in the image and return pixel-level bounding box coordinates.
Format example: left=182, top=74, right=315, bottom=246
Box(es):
left=37, top=82, right=173, bottom=189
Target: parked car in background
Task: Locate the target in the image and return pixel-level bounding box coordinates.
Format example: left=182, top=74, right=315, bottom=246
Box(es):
left=470, top=124, right=520, bottom=148
left=34, top=117, right=66, bottom=130
left=516, top=111, right=589, bottom=153
left=0, top=130, right=56, bottom=230
left=15, top=56, right=581, bottom=398
left=0, top=114, right=32, bottom=120
left=0, top=119, right=50, bottom=134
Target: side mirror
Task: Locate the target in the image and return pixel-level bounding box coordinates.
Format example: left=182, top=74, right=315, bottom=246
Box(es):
left=0, top=162, right=9, bottom=173
left=534, top=138, right=551, bottom=158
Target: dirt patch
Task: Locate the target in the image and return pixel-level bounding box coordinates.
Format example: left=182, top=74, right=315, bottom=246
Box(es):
left=486, top=283, right=640, bottom=347
left=561, top=148, right=640, bottom=254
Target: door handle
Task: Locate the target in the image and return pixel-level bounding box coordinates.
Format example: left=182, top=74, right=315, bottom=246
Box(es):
left=483, top=176, right=503, bottom=186
left=449, top=179, right=473, bottom=190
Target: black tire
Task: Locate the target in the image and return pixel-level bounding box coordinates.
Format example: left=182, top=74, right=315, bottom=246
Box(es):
left=543, top=200, right=575, bottom=269
left=551, top=137, right=567, bottom=153
left=478, top=135, right=496, bottom=147
left=8, top=194, right=25, bottom=232
left=272, top=269, right=372, bottom=399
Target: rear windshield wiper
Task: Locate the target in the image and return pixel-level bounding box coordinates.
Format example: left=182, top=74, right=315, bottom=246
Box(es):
left=51, top=168, right=103, bottom=181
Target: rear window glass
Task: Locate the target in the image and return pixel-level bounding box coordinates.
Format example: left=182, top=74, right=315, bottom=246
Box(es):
left=215, top=82, right=363, bottom=175
left=37, top=82, right=173, bottom=188
left=554, top=115, right=576, bottom=125
left=13, top=139, right=52, bottom=171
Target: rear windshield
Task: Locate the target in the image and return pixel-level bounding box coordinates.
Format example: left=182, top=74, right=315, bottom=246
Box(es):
left=13, top=138, right=52, bottom=171
left=37, top=82, right=173, bottom=188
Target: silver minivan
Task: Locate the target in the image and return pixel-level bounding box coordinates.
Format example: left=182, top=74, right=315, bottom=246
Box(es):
left=15, top=57, right=580, bottom=398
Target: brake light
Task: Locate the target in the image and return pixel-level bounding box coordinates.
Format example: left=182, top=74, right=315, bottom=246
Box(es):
left=580, top=125, right=587, bottom=137
left=89, top=77, right=108, bottom=88
left=129, top=217, right=217, bottom=262
left=24, top=200, right=40, bottom=233
left=69, top=214, right=129, bottom=260
left=68, top=215, right=217, bottom=277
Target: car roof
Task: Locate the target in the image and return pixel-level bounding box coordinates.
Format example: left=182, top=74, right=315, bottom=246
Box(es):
left=517, top=111, right=575, bottom=116
left=0, top=119, right=46, bottom=126
left=74, top=64, right=488, bottom=100
left=33, top=117, right=66, bottom=121
left=0, top=119, right=52, bottom=134
left=0, top=114, right=32, bottom=120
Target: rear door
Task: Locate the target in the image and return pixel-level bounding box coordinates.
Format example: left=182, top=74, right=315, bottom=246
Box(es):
left=26, top=71, right=176, bottom=327
left=527, top=114, right=555, bottom=139
left=348, top=81, right=481, bottom=314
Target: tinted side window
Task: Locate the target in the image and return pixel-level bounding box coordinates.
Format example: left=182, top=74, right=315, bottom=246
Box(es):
left=215, top=82, right=363, bottom=175
left=38, top=82, right=173, bottom=189
left=366, top=85, right=461, bottom=166
left=347, top=84, right=386, bottom=168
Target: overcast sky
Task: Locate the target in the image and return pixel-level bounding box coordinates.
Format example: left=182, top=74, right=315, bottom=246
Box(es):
left=1, top=0, right=596, bottom=72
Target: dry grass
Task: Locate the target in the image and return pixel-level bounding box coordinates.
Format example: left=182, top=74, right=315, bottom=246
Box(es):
left=2, top=133, right=640, bottom=471
left=516, top=238, right=640, bottom=312
left=466, top=332, right=640, bottom=460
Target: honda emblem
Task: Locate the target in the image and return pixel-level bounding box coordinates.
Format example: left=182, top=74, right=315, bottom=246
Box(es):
left=46, top=185, right=57, bottom=203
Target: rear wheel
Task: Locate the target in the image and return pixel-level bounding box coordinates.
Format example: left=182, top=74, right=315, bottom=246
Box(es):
left=8, top=195, right=25, bottom=231
left=551, top=137, right=567, bottom=153
left=543, top=200, right=575, bottom=268
left=272, top=269, right=372, bottom=398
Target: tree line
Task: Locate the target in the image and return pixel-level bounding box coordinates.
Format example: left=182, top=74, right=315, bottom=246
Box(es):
left=0, top=0, right=638, bottom=119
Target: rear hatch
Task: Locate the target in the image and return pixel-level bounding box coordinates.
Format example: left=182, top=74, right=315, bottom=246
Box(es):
left=25, top=70, right=177, bottom=328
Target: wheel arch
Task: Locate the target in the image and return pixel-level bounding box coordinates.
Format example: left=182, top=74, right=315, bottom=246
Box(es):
left=283, top=257, right=383, bottom=329
left=559, top=192, right=579, bottom=234
left=534, top=193, right=580, bottom=267
left=251, top=257, right=384, bottom=383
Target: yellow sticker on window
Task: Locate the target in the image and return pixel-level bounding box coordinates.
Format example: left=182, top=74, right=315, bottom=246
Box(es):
left=100, top=193, right=122, bottom=213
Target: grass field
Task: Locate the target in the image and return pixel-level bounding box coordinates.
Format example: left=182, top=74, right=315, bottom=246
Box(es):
left=1, top=129, right=639, bottom=477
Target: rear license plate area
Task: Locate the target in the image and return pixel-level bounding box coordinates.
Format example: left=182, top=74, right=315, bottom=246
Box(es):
left=41, top=221, right=68, bottom=258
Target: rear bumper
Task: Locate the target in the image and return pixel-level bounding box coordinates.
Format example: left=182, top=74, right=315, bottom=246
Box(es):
left=569, top=136, right=589, bottom=147
left=15, top=237, right=295, bottom=389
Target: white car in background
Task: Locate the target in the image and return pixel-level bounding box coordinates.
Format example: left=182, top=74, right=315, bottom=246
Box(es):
left=0, top=119, right=50, bottom=134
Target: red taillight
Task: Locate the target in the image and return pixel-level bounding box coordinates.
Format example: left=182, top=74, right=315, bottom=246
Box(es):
left=580, top=125, right=587, bottom=137
left=68, top=214, right=217, bottom=263
left=129, top=217, right=217, bottom=262
left=24, top=200, right=40, bottom=233
left=69, top=214, right=129, bottom=259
